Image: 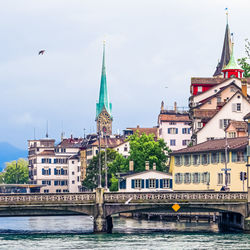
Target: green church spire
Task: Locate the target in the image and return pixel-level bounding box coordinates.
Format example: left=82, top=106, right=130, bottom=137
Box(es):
left=96, top=41, right=112, bottom=119
left=223, top=43, right=242, bottom=70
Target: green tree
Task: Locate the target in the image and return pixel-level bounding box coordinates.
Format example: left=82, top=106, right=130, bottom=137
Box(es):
left=238, top=38, right=250, bottom=77
left=127, top=132, right=170, bottom=172
left=3, top=158, right=29, bottom=184
left=82, top=149, right=127, bottom=190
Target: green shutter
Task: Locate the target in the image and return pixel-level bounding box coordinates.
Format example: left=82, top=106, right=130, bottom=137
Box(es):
left=198, top=173, right=201, bottom=183
left=201, top=173, right=204, bottom=183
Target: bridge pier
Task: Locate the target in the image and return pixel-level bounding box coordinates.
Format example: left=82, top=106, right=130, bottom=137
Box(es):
left=219, top=212, right=244, bottom=232
left=93, top=188, right=113, bottom=233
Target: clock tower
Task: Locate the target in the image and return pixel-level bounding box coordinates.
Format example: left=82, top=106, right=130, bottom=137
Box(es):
left=96, top=42, right=113, bottom=136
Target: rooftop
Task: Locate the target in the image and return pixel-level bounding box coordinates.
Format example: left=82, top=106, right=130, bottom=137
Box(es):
left=226, top=120, right=247, bottom=132
left=171, top=136, right=248, bottom=155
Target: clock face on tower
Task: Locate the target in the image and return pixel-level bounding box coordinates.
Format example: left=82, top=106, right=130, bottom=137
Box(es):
left=97, top=109, right=112, bottom=135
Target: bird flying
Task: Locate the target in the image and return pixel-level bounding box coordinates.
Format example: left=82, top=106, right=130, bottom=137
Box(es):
left=38, top=50, right=45, bottom=55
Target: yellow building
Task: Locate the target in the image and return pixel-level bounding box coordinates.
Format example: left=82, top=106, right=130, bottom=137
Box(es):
left=170, top=137, right=248, bottom=191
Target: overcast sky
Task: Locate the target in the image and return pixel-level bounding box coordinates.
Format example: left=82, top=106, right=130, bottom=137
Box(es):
left=0, top=0, right=249, bottom=149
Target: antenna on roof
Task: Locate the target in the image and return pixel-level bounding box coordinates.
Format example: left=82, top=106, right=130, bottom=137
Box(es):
left=83, top=128, right=86, bottom=139
left=34, top=128, right=36, bottom=140
left=61, top=120, right=64, bottom=141
left=46, top=120, right=49, bottom=138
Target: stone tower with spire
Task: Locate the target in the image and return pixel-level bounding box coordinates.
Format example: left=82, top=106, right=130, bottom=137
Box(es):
left=96, top=42, right=113, bottom=136
left=213, top=13, right=232, bottom=77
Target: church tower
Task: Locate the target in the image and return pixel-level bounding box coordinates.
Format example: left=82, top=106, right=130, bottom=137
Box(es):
left=213, top=13, right=232, bottom=77
left=96, top=42, right=113, bottom=136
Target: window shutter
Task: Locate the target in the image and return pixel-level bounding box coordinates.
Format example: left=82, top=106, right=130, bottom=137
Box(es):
left=180, top=156, right=183, bottom=165
left=146, top=179, right=149, bottom=188
left=175, top=174, right=178, bottom=184
left=49, top=169, right=51, bottom=175
left=188, top=128, right=190, bottom=134
left=131, top=179, right=135, bottom=188
left=156, top=179, right=159, bottom=188
left=207, top=154, right=210, bottom=164
left=232, top=103, right=236, bottom=112
left=191, top=173, right=194, bottom=183
left=201, top=173, right=204, bottom=183
left=182, top=128, right=185, bottom=134
left=54, top=159, right=56, bottom=164
left=168, top=128, right=170, bottom=134
left=180, top=173, right=183, bottom=183
left=198, top=173, right=201, bottom=183
left=219, top=120, right=223, bottom=129
left=141, top=179, right=145, bottom=188
left=42, top=159, right=44, bottom=164
left=208, top=172, right=210, bottom=182
left=232, top=152, right=237, bottom=162
left=175, top=128, right=178, bottom=134
left=61, top=169, right=64, bottom=175
left=49, top=159, right=51, bottom=164
left=160, top=179, right=163, bottom=188
left=54, top=168, right=57, bottom=175
left=169, top=179, right=173, bottom=189
left=42, top=169, right=45, bottom=175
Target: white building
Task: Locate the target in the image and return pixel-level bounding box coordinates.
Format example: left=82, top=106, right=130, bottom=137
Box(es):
left=196, top=90, right=250, bottom=144
left=158, top=102, right=191, bottom=150
left=28, top=137, right=83, bottom=193
left=119, top=169, right=173, bottom=192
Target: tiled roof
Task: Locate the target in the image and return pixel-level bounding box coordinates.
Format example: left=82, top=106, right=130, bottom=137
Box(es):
left=226, top=120, right=247, bottom=132
left=57, top=138, right=84, bottom=148
left=158, top=113, right=190, bottom=122
left=127, top=127, right=158, bottom=137
left=89, top=137, right=125, bottom=148
left=171, top=136, right=248, bottom=155
left=38, top=150, right=55, bottom=156
left=191, top=78, right=225, bottom=85
left=244, top=112, right=250, bottom=120
left=193, top=109, right=218, bottom=118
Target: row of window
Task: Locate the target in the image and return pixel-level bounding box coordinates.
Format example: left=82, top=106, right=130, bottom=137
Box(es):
left=175, top=172, right=210, bottom=184
left=42, top=180, right=68, bottom=186
left=170, top=139, right=191, bottom=146
left=175, top=151, right=246, bottom=166
left=168, top=128, right=191, bottom=134
left=41, top=158, right=68, bottom=164
left=175, top=172, right=231, bottom=185
left=44, top=189, right=69, bottom=193
left=42, top=168, right=81, bottom=176
left=129, top=178, right=173, bottom=189
left=42, top=179, right=80, bottom=185
left=55, top=148, right=66, bottom=153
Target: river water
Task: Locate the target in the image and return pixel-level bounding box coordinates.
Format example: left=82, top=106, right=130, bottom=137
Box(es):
left=0, top=216, right=249, bottom=249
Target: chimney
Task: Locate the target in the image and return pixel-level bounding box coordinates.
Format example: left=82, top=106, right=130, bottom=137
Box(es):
left=153, top=163, right=156, bottom=170
left=242, top=78, right=247, bottom=97
left=161, top=101, right=164, bottom=111
left=174, top=102, right=177, bottom=113
left=145, top=161, right=149, bottom=171
left=129, top=161, right=134, bottom=172
left=137, top=125, right=140, bottom=129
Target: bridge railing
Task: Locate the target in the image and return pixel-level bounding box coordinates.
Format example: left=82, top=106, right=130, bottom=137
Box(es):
left=0, top=193, right=96, bottom=205
left=104, top=192, right=248, bottom=203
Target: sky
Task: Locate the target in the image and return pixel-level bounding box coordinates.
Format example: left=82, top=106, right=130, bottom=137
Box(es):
left=0, top=0, right=249, bottom=149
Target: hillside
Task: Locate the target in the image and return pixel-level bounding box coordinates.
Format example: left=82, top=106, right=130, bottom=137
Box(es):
left=0, top=142, right=27, bottom=171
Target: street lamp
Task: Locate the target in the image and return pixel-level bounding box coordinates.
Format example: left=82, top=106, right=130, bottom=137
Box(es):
left=244, top=112, right=250, bottom=199
left=98, top=120, right=102, bottom=188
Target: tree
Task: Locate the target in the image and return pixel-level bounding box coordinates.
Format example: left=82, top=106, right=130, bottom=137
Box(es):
left=82, top=149, right=127, bottom=190
left=3, top=158, right=29, bottom=184
left=127, top=132, right=170, bottom=172
left=238, top=39, right=250, bottom=77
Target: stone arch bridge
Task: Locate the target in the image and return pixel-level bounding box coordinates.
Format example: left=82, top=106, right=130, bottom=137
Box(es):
left=0, top=189, right=249, bottom=233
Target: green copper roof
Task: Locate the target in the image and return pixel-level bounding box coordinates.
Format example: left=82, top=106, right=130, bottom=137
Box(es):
left=96, top=42, right=112, bottom=118
left=223, top=43, right=242, bottom=70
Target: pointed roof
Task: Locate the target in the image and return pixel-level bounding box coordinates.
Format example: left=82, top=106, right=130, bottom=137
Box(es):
left=96, top=42, right=112, bottom=118
left=223, top=43, right=243, bottom=70
left=213, top=23, right=232, bottom=77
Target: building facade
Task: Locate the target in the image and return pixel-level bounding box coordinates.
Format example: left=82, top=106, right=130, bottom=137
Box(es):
left=158, top=102, right=191, bottom=150
left=170, top=137, right=248, bottom=191
left=28, top=137, right=83, bottom=193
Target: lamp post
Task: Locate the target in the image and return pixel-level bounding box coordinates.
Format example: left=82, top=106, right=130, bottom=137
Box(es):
left=98, top=120, right=102, bottom=188
left=244, top=113, right=250, bottom=200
